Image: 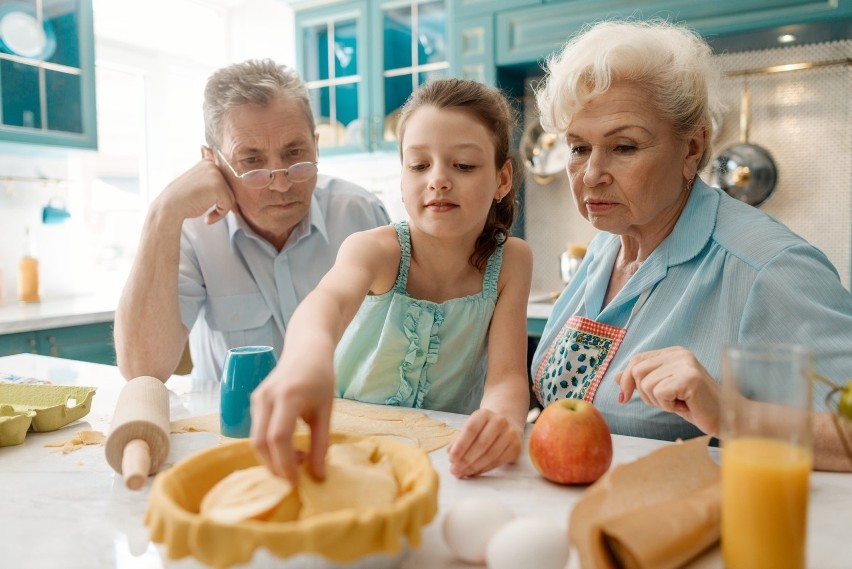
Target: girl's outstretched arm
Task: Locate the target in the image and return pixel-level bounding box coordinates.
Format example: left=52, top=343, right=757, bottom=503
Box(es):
left=250, top=227, right=398, bottom=484
left=448, top=237, right=533, bottom=478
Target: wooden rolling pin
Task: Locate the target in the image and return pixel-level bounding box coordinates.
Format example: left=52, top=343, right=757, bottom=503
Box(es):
left=105, top=375, right=170, bottom=490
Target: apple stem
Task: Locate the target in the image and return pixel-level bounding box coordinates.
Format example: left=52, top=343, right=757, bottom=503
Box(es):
left=812, top=373, right=841, bottom=390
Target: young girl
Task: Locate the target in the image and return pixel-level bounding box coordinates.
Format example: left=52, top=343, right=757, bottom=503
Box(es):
left=250, top=78, right=533, bottom=483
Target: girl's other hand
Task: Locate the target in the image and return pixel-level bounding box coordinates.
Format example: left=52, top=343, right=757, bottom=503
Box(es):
left=447, top=408, right=523, bottom=478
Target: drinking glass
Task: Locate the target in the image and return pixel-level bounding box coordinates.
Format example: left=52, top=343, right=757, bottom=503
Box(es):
left=720, top=343, right=813, bottom=569
left=220, top=346, right=277, bottom=438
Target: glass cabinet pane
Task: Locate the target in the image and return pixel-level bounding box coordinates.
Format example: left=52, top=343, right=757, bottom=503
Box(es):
left=44, top=0, right=80, bottom=68
left=310, top=83, right=361, bottom=148
left=45, top=68, right=81, bottom=133
left=383, top=5, right=412, bottom=71
left=418, top=1, right=445, bottom=65
left=381, top=1, right=448, bottom=146
left=302, top=13, right=363, bottom=149
left=333, top=18, right=358, bottom=79
left=0, top=60, right=40, bottom=128
left=302, top=24, right=330, bottom=82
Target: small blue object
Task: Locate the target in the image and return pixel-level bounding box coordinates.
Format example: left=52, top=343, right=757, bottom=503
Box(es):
left=42, top=204, right=70, bottom=224
left=220, top=346, right=277, bottom=438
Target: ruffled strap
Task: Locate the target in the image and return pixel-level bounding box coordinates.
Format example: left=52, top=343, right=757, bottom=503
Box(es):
left=392, top=221, right=412, bottom=294
left=482, top=235, right=505, bottom=300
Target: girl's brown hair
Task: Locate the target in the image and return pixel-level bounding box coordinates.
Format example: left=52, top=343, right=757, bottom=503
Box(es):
left=397, top=78, right=520, bottom=271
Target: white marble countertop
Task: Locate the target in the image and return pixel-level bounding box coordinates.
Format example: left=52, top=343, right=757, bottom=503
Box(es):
left=0, top=293, right=118, bottom=334
left=1, top=353, right=850, bottom=569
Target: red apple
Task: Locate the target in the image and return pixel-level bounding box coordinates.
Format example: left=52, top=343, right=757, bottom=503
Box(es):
left=528, top=399, right=613, bottom=484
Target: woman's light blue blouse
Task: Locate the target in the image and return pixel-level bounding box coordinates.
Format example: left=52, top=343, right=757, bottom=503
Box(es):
left=532, top=179, right=852, bottom=442
left=334, top=221, right=503, bottom=414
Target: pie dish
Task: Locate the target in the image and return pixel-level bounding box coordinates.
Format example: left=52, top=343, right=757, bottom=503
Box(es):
left=146, top=432, right=439, bottom=568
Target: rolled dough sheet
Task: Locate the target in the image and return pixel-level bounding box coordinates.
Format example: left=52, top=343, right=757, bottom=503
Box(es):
left=170, top=398, right=458, bottom=452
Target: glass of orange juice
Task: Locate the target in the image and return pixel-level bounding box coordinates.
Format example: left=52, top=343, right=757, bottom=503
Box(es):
left=720, top=344, right=813, bottom=569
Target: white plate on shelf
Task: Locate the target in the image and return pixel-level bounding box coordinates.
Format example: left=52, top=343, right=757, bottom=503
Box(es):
left=0, top=3, right=56, bottom=61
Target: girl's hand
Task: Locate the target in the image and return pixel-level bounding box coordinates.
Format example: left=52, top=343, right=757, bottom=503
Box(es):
left=249, top=359, right=335, bottom=486
left=447, top=408, right=524, bottom=478
left=615, top=346, right=721, bottom=437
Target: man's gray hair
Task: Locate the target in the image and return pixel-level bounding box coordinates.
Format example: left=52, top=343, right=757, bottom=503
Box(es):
left=203, top=58, right=315, bottom=148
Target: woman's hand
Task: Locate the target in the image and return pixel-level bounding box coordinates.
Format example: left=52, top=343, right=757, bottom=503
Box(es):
left=249, top=358, right=335, bottom=486
left=615, top=346, right=721, bottom=437
left=447, top=408, right=524, bottom=478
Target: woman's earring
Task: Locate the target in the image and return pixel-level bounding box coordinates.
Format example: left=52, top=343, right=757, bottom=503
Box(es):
left=495, top=194, right=503, bottom=203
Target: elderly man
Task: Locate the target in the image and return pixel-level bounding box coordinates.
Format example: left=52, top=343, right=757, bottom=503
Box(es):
left=114, top=59, right=389, bottom=383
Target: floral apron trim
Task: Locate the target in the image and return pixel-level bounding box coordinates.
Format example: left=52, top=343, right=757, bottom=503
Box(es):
left=533, top=289, right=650, bottom=406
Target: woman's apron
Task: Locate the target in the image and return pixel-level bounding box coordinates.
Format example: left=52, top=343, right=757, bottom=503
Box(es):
left=533, top=289, right=651, bottom=406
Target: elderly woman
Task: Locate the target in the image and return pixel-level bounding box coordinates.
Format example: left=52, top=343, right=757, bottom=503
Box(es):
left=531, top=19, right=852, bottom=470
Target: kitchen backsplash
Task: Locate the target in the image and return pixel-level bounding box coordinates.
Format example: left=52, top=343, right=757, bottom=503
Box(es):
left=524, top=39, right=852, bottom=296
left=0, top=151, right=139, bottom=305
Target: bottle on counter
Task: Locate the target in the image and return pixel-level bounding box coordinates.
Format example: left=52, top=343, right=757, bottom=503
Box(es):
left=18, top=226, right=40, bottom=303
left=559, top=242, right=587, bottom=286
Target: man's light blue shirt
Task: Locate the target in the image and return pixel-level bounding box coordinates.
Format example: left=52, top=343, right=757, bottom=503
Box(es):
left=178, top=175, right=390, bottom=382
left=532, top=179, right=852, bottom=441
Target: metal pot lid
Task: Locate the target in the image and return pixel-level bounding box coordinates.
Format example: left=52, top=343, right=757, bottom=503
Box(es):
left=521, top=121, right=571, bottom=184
left=708, top=85, right=778, bottom=207
left=709, top=143, right=778, bottom=207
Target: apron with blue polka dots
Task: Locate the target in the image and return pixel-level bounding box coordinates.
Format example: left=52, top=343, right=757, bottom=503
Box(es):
left=533, top=290, right=650, bottom=405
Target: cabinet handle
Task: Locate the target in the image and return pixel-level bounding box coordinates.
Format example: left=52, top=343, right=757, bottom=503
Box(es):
left=47, top=336, right=57, bottom=357
left=27, top=338, right=37, bottom=354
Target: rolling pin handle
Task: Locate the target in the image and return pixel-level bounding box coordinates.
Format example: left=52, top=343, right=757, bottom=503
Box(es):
left=122, top=438, right=152, bottom=490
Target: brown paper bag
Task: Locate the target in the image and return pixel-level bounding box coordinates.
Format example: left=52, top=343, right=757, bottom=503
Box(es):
left=569, top=436, right=720, bottom=569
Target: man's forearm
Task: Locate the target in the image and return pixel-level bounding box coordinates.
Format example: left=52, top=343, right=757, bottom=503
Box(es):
left=114, top=204, right=189, bottom=381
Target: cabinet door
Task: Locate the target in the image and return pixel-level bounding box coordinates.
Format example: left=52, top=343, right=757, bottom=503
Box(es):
left=0, top=332, right=38, bottom=357
left=374, top=0, right=449, bottom=151
left=497, top=0, right=852, bottom=67
left=39, top=322, right=115, bottom=365
left=297, top=1, right=370, bottom=154
left=0, top=0, right=97, bottom=149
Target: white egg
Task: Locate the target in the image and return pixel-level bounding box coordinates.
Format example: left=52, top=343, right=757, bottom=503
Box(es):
left=486, top=517, right=571, bottom=569
left=441, top=497, right=515, bottom=563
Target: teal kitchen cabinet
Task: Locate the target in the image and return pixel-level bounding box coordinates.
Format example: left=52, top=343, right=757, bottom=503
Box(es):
left=495, top=0, right=852, bottom=67
left=0, top=322, right=115, bottom=365
left=293, top=0, right=449, bottom=154
left=0, top=0, right=97, bottom=149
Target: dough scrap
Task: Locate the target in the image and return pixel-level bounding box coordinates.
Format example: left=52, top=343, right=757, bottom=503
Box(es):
left=44, top=429, right=106, bottom=454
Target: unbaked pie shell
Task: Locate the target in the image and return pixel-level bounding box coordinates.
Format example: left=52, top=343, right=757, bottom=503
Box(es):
left=145, top=432, right=439, bottom=568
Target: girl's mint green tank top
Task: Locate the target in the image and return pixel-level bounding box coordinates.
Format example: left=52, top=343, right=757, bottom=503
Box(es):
left=333, top=221, right=504, bottom=414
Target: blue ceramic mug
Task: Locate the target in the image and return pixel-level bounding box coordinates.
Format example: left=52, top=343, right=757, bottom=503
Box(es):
left=220, top=346, right=277, bottom=438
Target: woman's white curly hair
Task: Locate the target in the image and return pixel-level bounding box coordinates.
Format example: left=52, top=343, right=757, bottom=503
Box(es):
left=534, top=19, right=723, bottom=170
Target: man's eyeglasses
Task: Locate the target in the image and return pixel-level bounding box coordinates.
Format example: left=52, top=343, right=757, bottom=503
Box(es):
left=215, top=148, right=318, bottom=189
